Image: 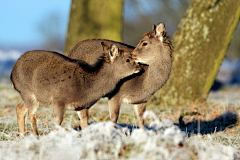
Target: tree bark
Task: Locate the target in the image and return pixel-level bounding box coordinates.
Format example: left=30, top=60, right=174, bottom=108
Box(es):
left=64, top=0, right=124, bottom=56
left=149, top=0, right=240, bottom=105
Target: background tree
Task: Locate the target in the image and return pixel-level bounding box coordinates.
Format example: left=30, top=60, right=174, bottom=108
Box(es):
left=64, top=0, right=124, bottom=55
left=63, top=0, right=240, bottom=105
left=37, top=12, right=65, bottom=52
left=123, top=0, right=191, bottom=46
left=149, top=0, right=240, bottom=105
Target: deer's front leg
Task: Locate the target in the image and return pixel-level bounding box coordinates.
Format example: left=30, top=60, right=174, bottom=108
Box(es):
left=133, top=103, right=146, bottom=129
left=77, top=109, right=89, bottom=130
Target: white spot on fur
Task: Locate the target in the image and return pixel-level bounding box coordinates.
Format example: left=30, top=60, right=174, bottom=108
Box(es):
left=134, top=70, right=140, bottom=74
left=160, top=36, right=163, bottom=42
left=31, top=94, right=37, bottom=102
left=122, top=98, right=132, bottom=104
left=66, top=104, right=76, bottom=110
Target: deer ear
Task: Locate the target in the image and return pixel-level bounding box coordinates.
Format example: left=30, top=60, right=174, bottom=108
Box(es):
left=101, top=42, right=110, bottom=52
left=152, top=24, right=156, bottom=31
left=155, top=22, right=166, bottom=42
left=109, top=44, right=119, bottom=62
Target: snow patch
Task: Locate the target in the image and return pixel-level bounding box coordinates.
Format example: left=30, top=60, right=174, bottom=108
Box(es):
left=0, top=111, right=236, bottom=160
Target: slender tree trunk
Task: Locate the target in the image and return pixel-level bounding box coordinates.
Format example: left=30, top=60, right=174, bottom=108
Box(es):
left=64, top=0, right=124, bottom=55
left=149, top=0, right=240, bottom=105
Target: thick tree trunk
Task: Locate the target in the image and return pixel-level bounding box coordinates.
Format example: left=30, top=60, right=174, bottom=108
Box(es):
left=64, top=0, right=124, bottom=55
left=149, top=0, right=240, bottom=105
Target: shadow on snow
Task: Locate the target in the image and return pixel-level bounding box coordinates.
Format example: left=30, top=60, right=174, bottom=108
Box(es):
left=177, top=111, right=238, bottom=136
left=74, top=111, right=238, bottom=137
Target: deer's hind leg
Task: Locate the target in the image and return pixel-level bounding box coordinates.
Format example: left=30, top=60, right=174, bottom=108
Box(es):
left=77, top=109, right=89, bottom=130
left=28, top=102, right=39, bottom=136
left=16, top=101, right=28, bottom=137
left=22, top=94, right=39, bottom=136
left=52, top=102, right=67, bottom=130
left=133, top=103, right=146, bottom=130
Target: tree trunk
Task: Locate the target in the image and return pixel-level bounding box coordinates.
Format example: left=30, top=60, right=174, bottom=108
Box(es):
left=149, top=0, right=240, bottom=105
left=64, top=0, right=124, bottom=55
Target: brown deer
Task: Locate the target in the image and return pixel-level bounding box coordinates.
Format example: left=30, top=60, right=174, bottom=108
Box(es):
left=68, top=22, right=173, bottom=129
left=11, top=43, right=141, bottom=136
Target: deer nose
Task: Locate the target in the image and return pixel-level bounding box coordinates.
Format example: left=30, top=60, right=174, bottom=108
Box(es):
left=135, top=63, right=142, bottom=72
left=135, top=61, right=141, bottom=69
left=131, top=51, right=137, bottom=59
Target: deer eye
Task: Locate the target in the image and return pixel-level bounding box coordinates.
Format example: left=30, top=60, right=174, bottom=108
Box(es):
left=126, top=59, right=130, bottom=63
left=142, top=42, right=148, bottom=47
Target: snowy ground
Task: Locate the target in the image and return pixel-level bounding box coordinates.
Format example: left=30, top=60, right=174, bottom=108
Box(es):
left=0, top=83, right=239, bottom=159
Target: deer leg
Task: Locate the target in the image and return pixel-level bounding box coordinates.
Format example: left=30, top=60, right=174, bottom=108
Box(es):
left=108, top=97, right=121, bottom=125
left=16, top=101, right=28, bottom=137
left=52, top=102, right=66, bottom=130
left=133, top=103, right=146, bottom=129
left=27, top=101, right=39, bottom=136
left=20, top=94, right=39, bottom=136
left=77, top=109, right=89, bottom=130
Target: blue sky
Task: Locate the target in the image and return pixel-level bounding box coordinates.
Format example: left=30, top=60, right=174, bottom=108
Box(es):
left=0, top=0, right=159, bottom=50
left=0, top=0, right=71, bottom=48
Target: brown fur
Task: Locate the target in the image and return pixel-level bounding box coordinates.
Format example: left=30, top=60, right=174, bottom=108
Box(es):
left=11, top=43, right=140, bottom=136
left=68, top=22, right=173, bottom=129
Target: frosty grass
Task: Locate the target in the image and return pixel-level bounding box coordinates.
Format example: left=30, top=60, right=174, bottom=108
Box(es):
left=0, top=83, right=239, bottom=160
left=0, top=111, right=237, bottom=160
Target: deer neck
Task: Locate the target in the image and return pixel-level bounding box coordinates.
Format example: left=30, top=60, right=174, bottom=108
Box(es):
left=79, top=62, right=119, bottom=95
left=143, top=53, right=172, bottom=92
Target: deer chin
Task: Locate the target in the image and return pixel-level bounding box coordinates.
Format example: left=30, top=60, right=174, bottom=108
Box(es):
left=135, top=59, right=149, bottom=66
left=138, top=62, right=149, bottom=66
left=134, top=69, right=141, bottom=74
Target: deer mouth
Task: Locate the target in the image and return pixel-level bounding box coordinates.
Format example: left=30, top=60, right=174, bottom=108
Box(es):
left=134, top=70, right=140, bottom=74
left=134, top=68, right=141, bottom=73
left=133, top=64, right=142, bottom=74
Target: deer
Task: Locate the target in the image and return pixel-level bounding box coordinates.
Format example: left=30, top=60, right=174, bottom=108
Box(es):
left=11, top=43, right=141, bottom=136
left=68, top=22, right=173, bottom=130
